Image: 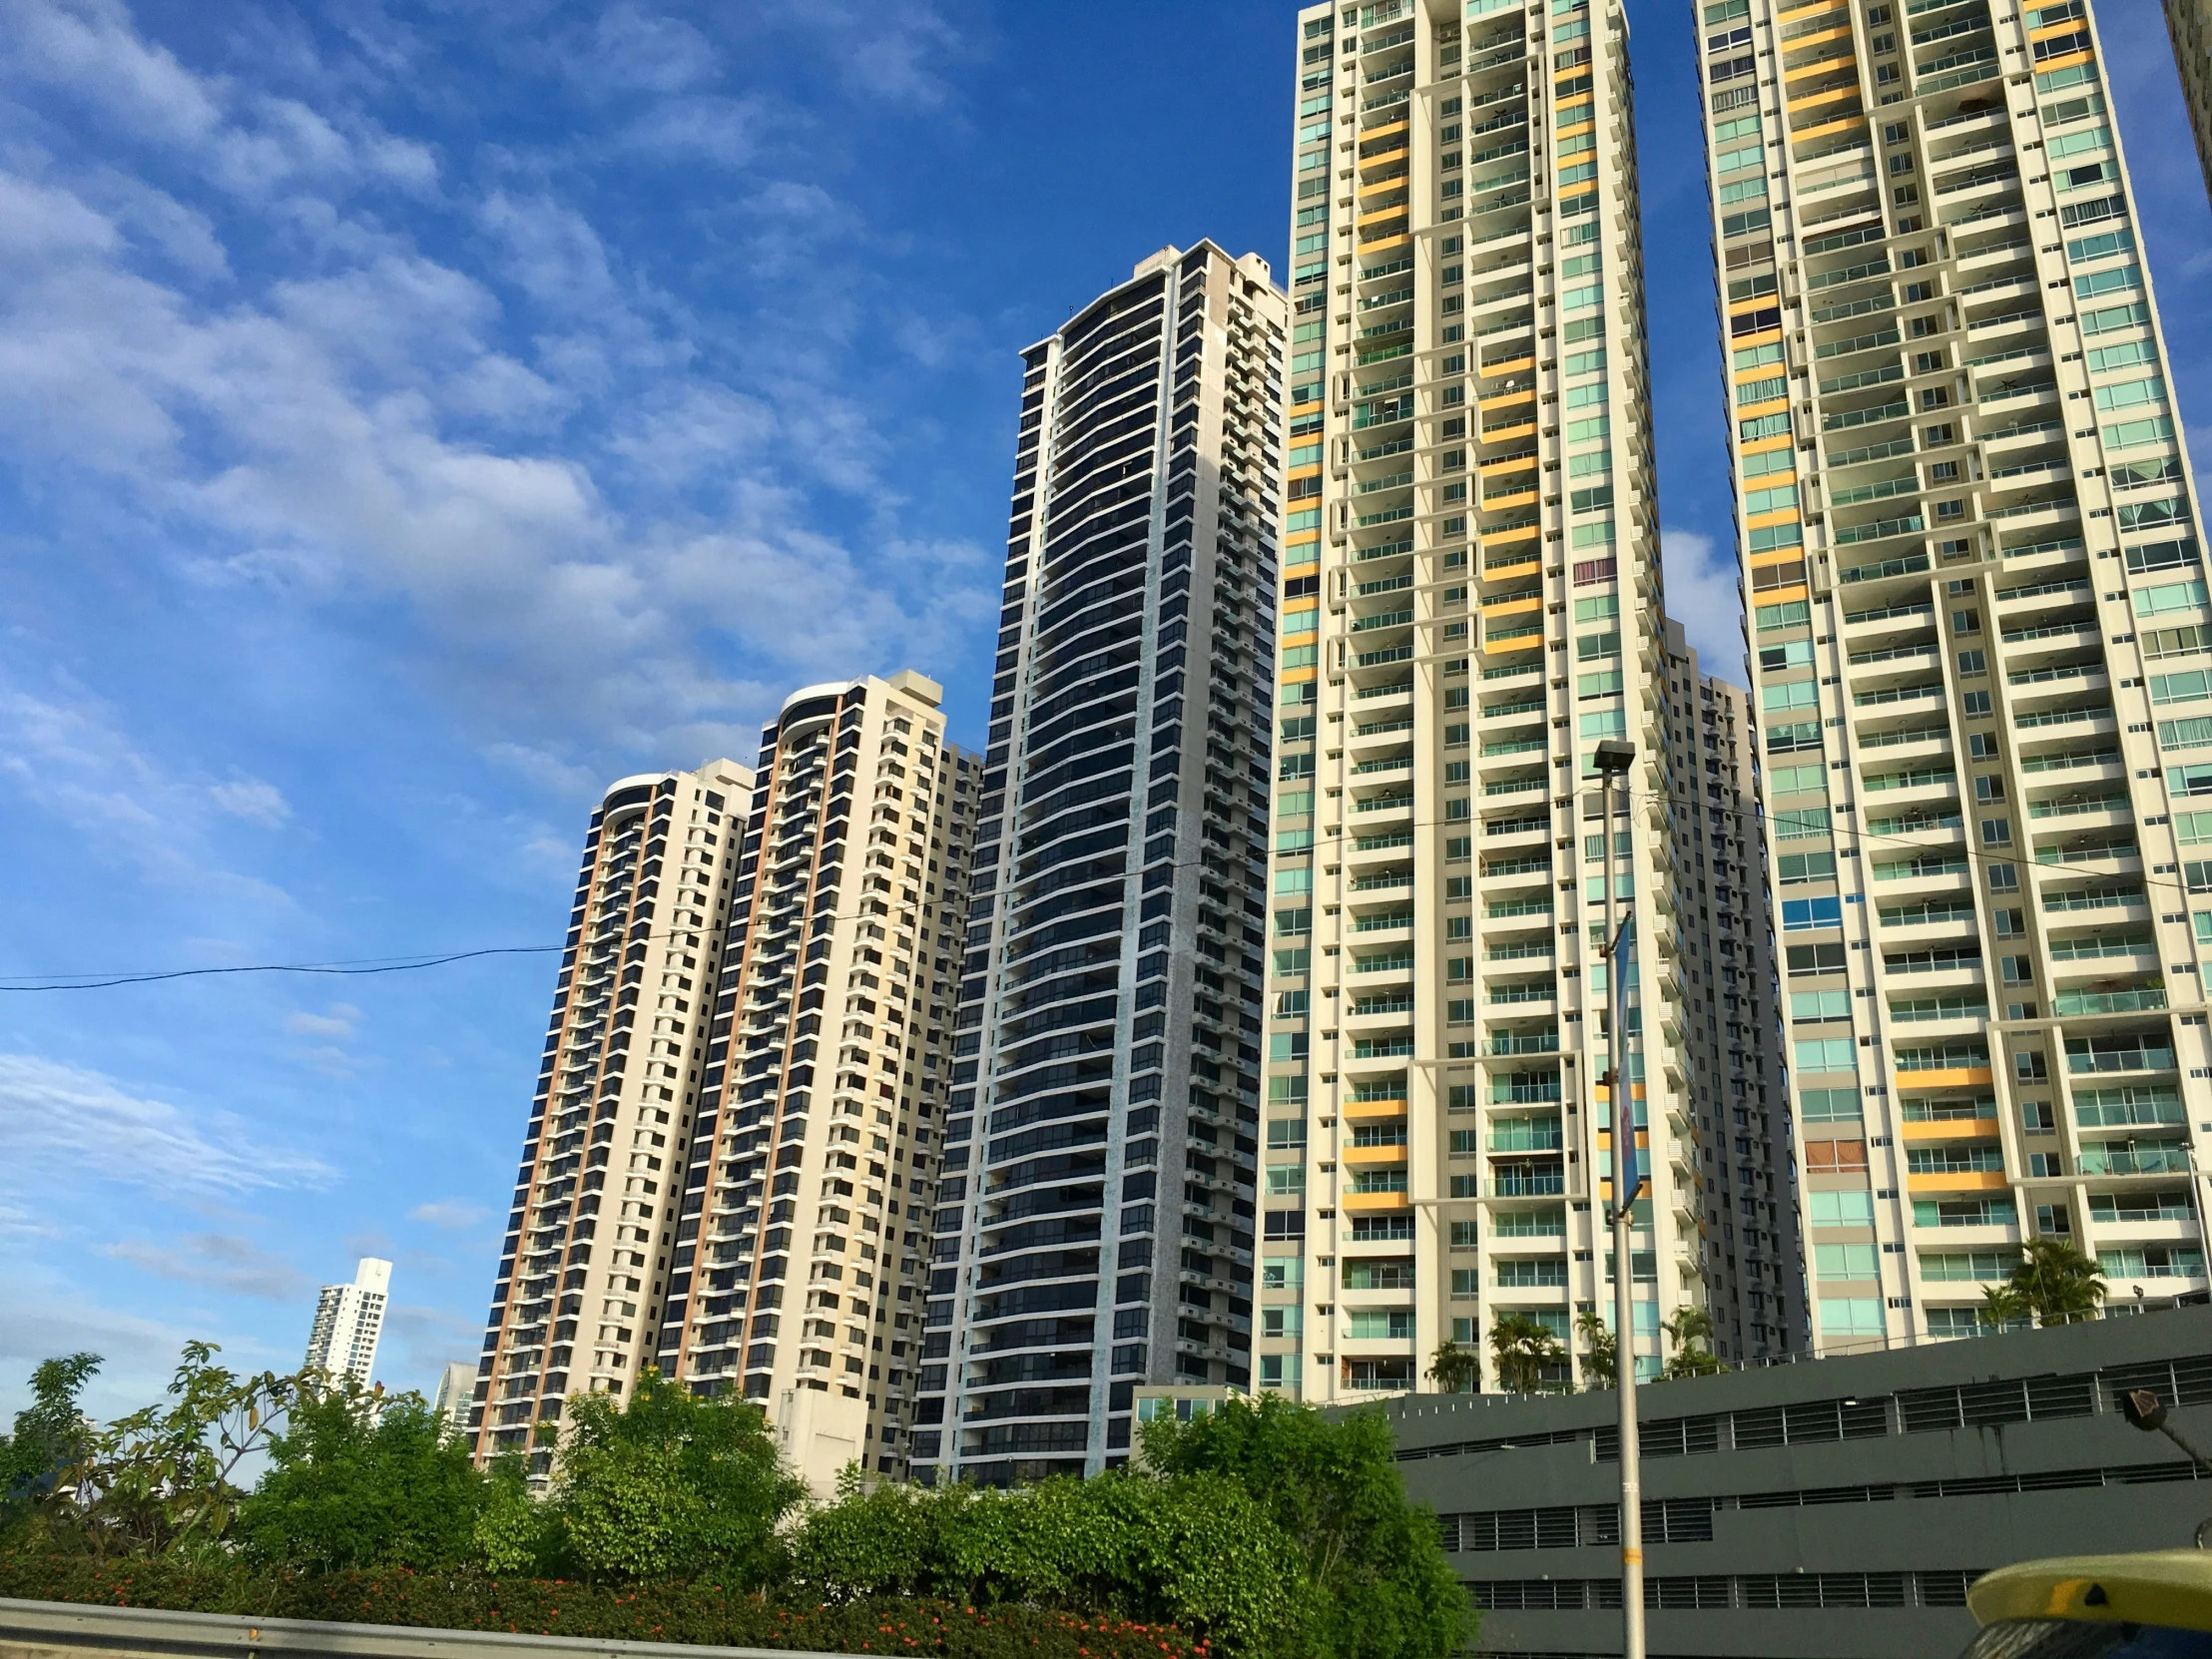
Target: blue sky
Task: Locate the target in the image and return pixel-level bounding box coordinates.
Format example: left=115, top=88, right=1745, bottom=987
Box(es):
left=1, top=0, right=2206, bottom=1421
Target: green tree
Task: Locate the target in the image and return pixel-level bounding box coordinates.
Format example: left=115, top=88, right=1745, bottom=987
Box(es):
left=549, top=1368, right=804, bottom=1585
left=1141, top=1392, right=1469, bottom=1659
left=50, top=1342, right=312, bottom=1558
left=1978, top=1283, right=2031, bottom=1333
left=233, top=1383, right=490, bottom=1570
left=1661, top=1308, right=1723, bottom=1381
left=1489, top=1313, right=1564, bottom=1395
left=0, top=1353, right=101, bottom=1540
left=2010, top=1236, right=2106, bottom=1326
left=1573, top=1308, right=1616, bottom=1390
left=1424, top=1340, right=1478, bottom=1394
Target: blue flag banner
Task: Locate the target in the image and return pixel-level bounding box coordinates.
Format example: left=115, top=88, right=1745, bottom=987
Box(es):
left=1611, top=916, right=1642, bottom=1208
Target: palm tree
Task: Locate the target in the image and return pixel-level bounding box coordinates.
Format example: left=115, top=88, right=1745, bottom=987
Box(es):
left=1489, top=1313, right=1565, bottom=1394
left=1978, top=1283, right=2030, bottom=1333
left=1426, top=1339, right=1479, bottom=1394
left=1574, top=1307, right=1616, bottom=1390
left=1661, top=1307, right=1723, bottom=1380
left=2011, top=1236, right=2106, bottom=1326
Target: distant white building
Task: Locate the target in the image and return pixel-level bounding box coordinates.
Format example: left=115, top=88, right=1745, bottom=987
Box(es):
left=304, top=1258, right=391, bottom=1386
left=432, top=1361, right=475, bottom=1438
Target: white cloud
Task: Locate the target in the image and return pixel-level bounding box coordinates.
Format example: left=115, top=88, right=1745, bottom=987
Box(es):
left=103, top=1232, right=311, bottom=1301
left=0, top=1052, right=331, bottom=1193
left=209, top=778, right=290, bottom=826
left=1661, top=527, right=1747, bottom=687
left=409, top=1199, right=488, bottom=1230
left=284, top=1002, right=360, bottom=1038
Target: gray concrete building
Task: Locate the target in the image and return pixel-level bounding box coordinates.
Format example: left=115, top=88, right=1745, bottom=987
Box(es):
left=1382, top=1306, right=2212, bottom=1657
left=1663, top=620, right=1805, bottom=1363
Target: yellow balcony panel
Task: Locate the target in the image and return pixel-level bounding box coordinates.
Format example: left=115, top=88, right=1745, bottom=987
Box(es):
left=1481, top=397, right=1538, bottom=422
left=1282, top=666, right=1318, bottom=685
left=1896, top=1067, right=1994, bottom=1089
left=1783, top=45, right=1856, bottom=79
left=1788, top=82, right=1863, bottom=116
left=1342, top=1190, right=1411, bottom=1212
left=1343, top=1142, right=1409, bottom=1167
left=1734, top=328, right=1784, bottom=352
left=1484, top=633, right=1543, bottom=656
left=1487, top=520, right=1540, bottom=544
left=2034, top=49, right=2092, bottom=73
left=1738, top=398, right=1789, bottom=421
left=1483, top=558, right=1541, bottom=582
left=1747, top=509, right=1802, bottom=533
left=1909, top=1171, right=2010, bottom=1193
left=1359, top=201, right=1409, bottom=226
left=1480, top=450, right=1537, bottom=475
left=1792, top=114, right=1868, bottom=145
left=1483, top=489, right=1539, bottom=512
left=1344, top=1095, right=1409, bottom=1122
left=1729, top=294, right=1780, bottom=317
left=1783, top=24, right=1854, bottom=52
left=1484, top=593, right=1542, bottom=619
left=1360, top=178, right=1409, bottom=203
left=1749, top=546, right=1805, bottom=570
left=1361, top=234, right=1411, bottom=256
left=1742, top=433, right=1793, bottom=457
left=1363, top=118, right=1408, bottom=144
left=1902, top=1117, right=2001, bottom=1141
left=1290, top=463, right=1323, bottom=481
left=1482, top=354, right=1536, bottom=377
left=1291, top=401, right=1323, bottom=419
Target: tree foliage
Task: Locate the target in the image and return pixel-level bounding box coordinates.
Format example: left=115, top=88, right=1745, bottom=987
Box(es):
left=1488, top=1313, right=1564, bottom=1395
left=1423, top=1340, right=1478, bottom=1394
left=1139, top=1394, right=1469, bottom=1659
left=2010, top=1236, right=2106, bottom=1325
left=1573, top=1308, right=1616, bottom=1390
left=233, top=1384, right=488, bottom=1570
left=1661, top=1308, right=1723, bottom=1381
left=546, top=1369, right=805, bottom=1587
left=788, top=1465, right=1304, bottom=1658
left=42, top=1343, right=315, bottom=1559
left=0, top=1353, right=100, bottom=1536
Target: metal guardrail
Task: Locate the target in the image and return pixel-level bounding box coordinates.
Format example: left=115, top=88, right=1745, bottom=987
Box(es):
left=0, top=1598, right=857, bottom=1659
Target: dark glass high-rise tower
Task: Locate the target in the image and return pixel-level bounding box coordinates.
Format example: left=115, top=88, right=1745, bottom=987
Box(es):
left=911, top=242, right=1289, bottom=1484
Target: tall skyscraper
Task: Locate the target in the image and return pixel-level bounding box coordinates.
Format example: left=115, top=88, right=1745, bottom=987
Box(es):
left=2164, top=0, right=2212, bottom=206
left=656, top=672, right=978, bottom=1493
left=1662, top=619, right=1803, bottom=1360
left=912, top=242, right=1285, bottom=1485
left=1698, top=0, right=2212, bottom=1352
left=1259, top=0, right=1712, bottom=1402
left=472, top=759, right=755, bottom=1467
left=304, top=1257, right=391, bottom=1386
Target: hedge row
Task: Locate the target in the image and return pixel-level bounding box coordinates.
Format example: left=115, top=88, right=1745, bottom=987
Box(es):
left=0, top=1556, right=1209, bottom=1659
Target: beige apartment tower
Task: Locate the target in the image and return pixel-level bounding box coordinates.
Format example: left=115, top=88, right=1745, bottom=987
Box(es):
left=1260, top=0, right=1743, bottom=1401
left=655, top=672, right=978, bottom=1493
left=471, top=758, right=754, bottom=1468
left=1699, top=0, right=2212, bottom=1351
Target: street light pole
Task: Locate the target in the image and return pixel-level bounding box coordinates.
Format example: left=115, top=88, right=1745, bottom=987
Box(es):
left=1594, top=738, right=1644, bottom=1659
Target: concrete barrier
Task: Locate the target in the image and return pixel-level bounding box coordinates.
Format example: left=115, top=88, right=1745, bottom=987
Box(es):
left=0, top=1599, right=858, bottom=1659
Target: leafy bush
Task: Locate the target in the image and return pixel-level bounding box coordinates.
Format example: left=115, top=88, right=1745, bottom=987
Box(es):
left=235, top=1389, right=490, bottom=1571
left=1140, top=1396, right=1468, bottom=1659
left=789, top=1468, right=1304, bottom=1657
left=0, top=1555, right=1211, bottom=1659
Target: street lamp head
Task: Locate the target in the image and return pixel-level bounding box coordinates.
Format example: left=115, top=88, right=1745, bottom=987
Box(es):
left=1594, top=740, right=1637, bottom=778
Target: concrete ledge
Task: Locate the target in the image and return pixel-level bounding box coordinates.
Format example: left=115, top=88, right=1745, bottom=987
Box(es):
left=0, top=1599, right=856, bottom=1659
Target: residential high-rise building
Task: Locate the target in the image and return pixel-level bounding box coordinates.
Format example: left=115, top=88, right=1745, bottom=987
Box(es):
left=2164, top=0, right=2212, bottom=207
left=432, top=1360, right=474, bottom=1437
left=1259, top=0, right=1711, bottom=1403
left=304, top=1257, right=391, bottom=1386
left=1661, top=620, right=1804, bottom=1361
left=471, top=759, right=755, bottom=1468
left=912, top=242, right=1286, bottom=1485
left=656, top=672, right=978, bottom=1493
left=1697, top=0, right=2212, bottom=1353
